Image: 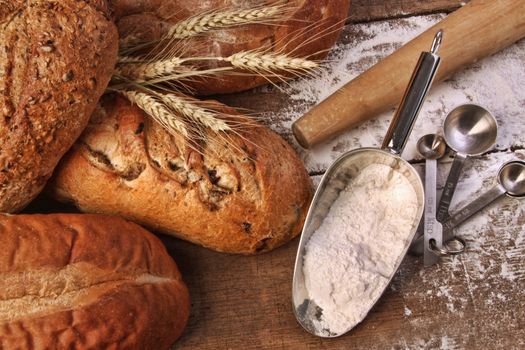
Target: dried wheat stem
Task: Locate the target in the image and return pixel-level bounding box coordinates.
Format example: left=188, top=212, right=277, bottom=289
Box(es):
left=160, top=93, right=231, bottom=132
left=116, top=57, right=189, bottom=81
left=121, top=90, right=188, bottom=138
left=168, top=5, right=283, bottom=40
left=220, top=51, right=319, bottom=72
left=119, top=35, right=140, bottom=49
left=118, top=56, right=147, bottom=64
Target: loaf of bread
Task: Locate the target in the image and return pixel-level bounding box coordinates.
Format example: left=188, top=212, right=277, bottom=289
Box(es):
left=113, top=0, right=350, bottom=95
left=49, top=95, right=313, bottom=254
left=0, top=0, right=118, bottom=213
left=0, top=213, right=190, bottom=349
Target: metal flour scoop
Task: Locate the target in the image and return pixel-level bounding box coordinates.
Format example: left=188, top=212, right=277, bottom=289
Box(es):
left=292, top=31, right=443, bottom=337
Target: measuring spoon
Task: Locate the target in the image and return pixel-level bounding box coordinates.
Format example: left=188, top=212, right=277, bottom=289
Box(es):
left=436, top=104, right=498, bottom=222
left=417, top=134, right=446, bottom=266
left=292, top=31, right=443, bottom=338
left=442, top=160, right=525, bottom=240
left=411, top=160, right=525, bottom=255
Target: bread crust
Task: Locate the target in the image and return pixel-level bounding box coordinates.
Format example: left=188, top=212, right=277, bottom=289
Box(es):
left=49, top=95, right=313, bottom=254
left=112, top=0, right=350, bottom=95
left=0, top=0, right=119, bottom=213
left=0, top=213, right=190, bottom=349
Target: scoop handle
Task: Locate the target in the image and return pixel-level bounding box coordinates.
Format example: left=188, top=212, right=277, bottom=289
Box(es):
left=292, top=0, right=525, bottom=148
left=382, top=42, right=441, bottom=155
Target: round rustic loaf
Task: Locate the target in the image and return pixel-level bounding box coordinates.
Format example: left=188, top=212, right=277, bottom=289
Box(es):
left=0, top=0, right=118, bottom=213
left=0, top=213, right=190, bottom=349
left=112, top=0, right=350, bottom=95
left=49, top=95, right=313, bottom=254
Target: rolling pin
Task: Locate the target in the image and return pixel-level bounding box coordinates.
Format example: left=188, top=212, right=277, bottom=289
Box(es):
left=292, top=0, right=525, bottom=148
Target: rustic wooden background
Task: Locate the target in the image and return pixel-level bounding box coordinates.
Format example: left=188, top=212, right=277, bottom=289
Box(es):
left=27, top=0, right=525, bottom=349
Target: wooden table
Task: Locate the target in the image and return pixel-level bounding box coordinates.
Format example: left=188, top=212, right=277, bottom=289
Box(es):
left=175, top=0, right=525, bottom=348
left=28, top=1, right=525, bottom=349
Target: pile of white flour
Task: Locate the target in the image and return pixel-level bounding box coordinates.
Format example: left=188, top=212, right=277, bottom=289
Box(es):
left=303, top=163, right=419, bottom=335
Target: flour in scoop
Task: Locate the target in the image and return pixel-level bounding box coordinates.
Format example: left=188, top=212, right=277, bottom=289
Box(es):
left=303, top=163, right=419, bottom=335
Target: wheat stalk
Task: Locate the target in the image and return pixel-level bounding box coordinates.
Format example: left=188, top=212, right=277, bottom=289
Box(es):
left=121, top=90, right=188, bottom=138
left=168, top=4, right=284, bottom=40
left=119, top=35, right=141, bottom=50
left=116, top=57, right=189, bottom=81
left=220, top=51, right=319, bottom=73
left=160, top=93, right=231, bottom=132
left=116, top=50, right=318, bottom=84
left=118, top=56, right=148, bottom=64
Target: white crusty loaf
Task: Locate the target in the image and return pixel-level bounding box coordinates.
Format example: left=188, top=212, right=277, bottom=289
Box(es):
left=0, top=213, right=190, bottom=349
left=49, top=95, right=313, bottom=254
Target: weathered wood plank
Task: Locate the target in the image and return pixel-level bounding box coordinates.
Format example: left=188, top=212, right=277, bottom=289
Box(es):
left=347, top=0, right=465, bottom=22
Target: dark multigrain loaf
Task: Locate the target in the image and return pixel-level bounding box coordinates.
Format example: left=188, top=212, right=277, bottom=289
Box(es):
left=0, top=0, right=118, bottom=213
left=49, top=95, right=313, bottom=254
left=112, top=0, right=350, bottom=95
left=0, top=213, right=190, bottom=349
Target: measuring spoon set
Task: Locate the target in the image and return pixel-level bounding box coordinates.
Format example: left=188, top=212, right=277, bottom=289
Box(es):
left=411, top=104, right=525, bottom=265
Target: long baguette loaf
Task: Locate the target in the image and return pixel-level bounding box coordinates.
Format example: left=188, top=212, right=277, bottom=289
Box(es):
left=0, top=0, right=118, bottom=213
left=113, top=0, right=350, bottom=95
left=49, top=95, right=313, bottom=254
left=0, top=213, right=190, bottom=349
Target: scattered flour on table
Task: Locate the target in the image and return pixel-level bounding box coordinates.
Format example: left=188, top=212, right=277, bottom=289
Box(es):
left=302, top=163, right=419, bottom=335
left=404, top=306, right=412, bottom=316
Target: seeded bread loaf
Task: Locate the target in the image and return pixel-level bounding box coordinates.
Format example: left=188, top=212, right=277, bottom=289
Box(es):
left=0, top=0, right=118, bottom=213
left=112, top=0, right=350, bottom=95
left=0, top=213, right=190, bottom=349
left=49, top=95, right=313, bottom=254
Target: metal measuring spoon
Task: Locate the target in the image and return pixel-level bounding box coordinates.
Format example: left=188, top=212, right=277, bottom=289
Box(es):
left=417, top=134, right=446, bottom=266
left=442, top=160, right=525, bottom=240
left=410, top=160, right=525, bottom=255
left=436, top=104, right=498, bottom=222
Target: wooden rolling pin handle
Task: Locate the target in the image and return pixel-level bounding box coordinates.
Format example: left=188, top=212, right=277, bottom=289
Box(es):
left=292, top=0, right=525, bottom=149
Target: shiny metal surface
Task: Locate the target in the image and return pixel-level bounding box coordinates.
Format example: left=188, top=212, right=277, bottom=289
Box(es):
left=436, top=104, right=498, bottom=222
left=411, top=161, right=525, bottom=255
left=430, top=29, right=443, bottom=54
left=417, top=134, right=446, bottom=266
left=417, top=134, right=447, bottom=160
left=499, top=161, right=525, bottom=197
left=382, top=47, right=441, bottom=155
left=442, top=160, right=525, bottom=235
left=429, top=237, right=466, bottom=256
left=443, top=104, right=498, bottom=155
left=292, top=31, right=442, bottom=338
left=291, top=149, right=424, bottom=337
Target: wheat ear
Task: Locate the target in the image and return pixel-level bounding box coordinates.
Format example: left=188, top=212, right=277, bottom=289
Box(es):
left=116, top=57, right=189, bottom=81
left=159, top=93, right=231, bottom=132
left=121, top=90, right=188, bottom=138
left=117, top=50, right=318, bottom=83
left=220, top=51, right=319, bottom=73
left=168, top=5, right=284, bottom=40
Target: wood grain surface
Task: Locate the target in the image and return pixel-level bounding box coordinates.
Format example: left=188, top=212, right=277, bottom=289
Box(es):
left=24, top=0, right=525, bottom=349
left=348, top=0, right=464, bottom=22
